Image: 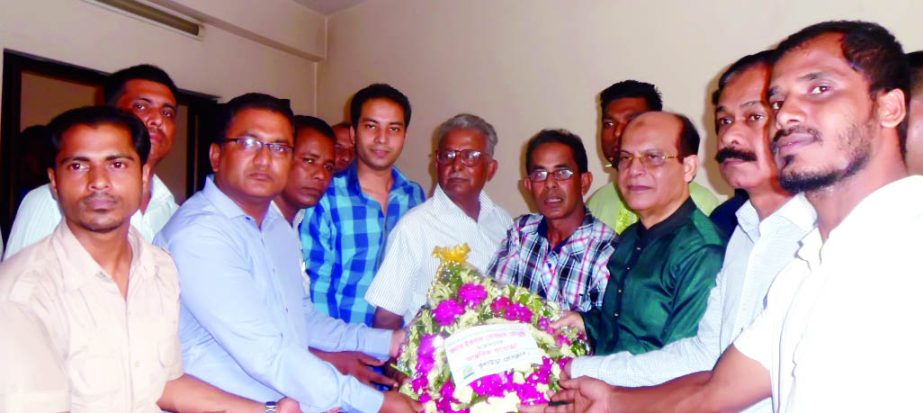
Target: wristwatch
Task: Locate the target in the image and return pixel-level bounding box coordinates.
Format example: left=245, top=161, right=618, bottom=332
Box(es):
left=265, top=401, right=278, bottom=413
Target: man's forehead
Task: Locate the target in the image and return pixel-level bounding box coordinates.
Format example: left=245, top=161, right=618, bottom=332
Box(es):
left=770, top=33, right=849, bottom=86
left=530, top=142, right=576, bottom=167
left=623, top=113, right=680, bottom=142
left=121, top=79, right=176, bottom=105
left=717, top=66, right=770, bottom=111
left=295, top=128, right=334, bottom=150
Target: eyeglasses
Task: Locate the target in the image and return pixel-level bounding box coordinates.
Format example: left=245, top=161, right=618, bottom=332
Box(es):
left=223, top=136, right=293, bottom=156
left=435, top=149, right=484, bottom=166
left=528, top=168, right=575, bottom=182
left=614, top=151, right=680, bottom=170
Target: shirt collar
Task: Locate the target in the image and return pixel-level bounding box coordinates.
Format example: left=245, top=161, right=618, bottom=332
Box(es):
left=150, top=174, right=176, bottom=203
left=432, top=184, right=498, bottom=223
left=53, top=221, right=153, bottom=293
left=636, top=196, right=696, bottom=241
left=202, top=175, right=282, bottom=226
left=344, top=161, right=417, bottom=195
left=269, top=200, right=306, bottom=229
left=536, top=211, right=597, bottom=249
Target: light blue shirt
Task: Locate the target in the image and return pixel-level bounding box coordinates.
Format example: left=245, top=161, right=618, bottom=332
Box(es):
left=155, top=177, right=392, bottom=412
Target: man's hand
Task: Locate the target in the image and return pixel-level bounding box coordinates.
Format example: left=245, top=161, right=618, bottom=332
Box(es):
left=560, top=357, right=573, bottom=381
left=379, top=391, right=422, bottom=413
left=311, top=349, right=398, bottom=388
left=390, top=329, right=407, bottom=358
left=555, top=377, right=616, bottom=413
left=276, top=397, right=302, bottom=413
left=552, top=311, right=586, bottom=335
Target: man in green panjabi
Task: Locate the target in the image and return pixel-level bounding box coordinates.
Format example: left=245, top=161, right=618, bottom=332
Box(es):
left=558, top=111, right=726, bottom=355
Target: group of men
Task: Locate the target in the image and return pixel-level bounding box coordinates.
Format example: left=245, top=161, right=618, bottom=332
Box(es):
left=1, top=18, right=922, bottom=413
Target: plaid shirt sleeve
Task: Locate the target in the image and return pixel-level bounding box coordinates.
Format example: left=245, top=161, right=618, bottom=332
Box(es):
left=301, top=196, right=340, bottom=319
left=586, top=227, right=618, bottom=309
left=487, top=218, right=523, bottom=285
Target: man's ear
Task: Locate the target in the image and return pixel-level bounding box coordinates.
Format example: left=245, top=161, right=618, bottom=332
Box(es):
left=47, top=167, right=59, bottom=201
left=209, top=143, right=222, bottom=173
left=486, top=159, right=499, bottom=181
left=522, top=176, right=533, bottom=194
left=141, top=163, right=151, bottom=193
left=682, top=154, right=698, bottom=183
left=580, top=171, right=593, bottom=196
left=349, top=125, right=356, bottom=145
left=877, top=88, right=907, bottom=129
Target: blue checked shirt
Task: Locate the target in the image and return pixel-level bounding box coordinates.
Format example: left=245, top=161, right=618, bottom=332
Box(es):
left=301, top=162, right=426, bottom=325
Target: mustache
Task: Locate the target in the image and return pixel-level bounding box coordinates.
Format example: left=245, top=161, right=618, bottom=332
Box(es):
left=771, top=126, right=821, bottom=152
left=715, top=147, right=757, bottom=163
left=80, top=192, right=118, bottom=204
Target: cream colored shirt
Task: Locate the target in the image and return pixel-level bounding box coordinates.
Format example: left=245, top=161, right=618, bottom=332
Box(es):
left=0, top=301, right=69, bottom=413
left=0, top=222, right=183, bottom=413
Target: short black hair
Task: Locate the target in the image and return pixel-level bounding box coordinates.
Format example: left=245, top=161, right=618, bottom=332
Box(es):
left=773, top=21, right=910, bottom=149
left=525, top=129, right=589, bottom=174
left=349, top=83, right=412, bottom=128
left=214, top=93, right=294, bottom=144
left=47, top=106, right=150, bottom=165
left=293, top=115, right=336, bottom=143
left=103, top=64, right=178, bottom=106
left=599, top=80, right=663, bottom=114
left=674, top=113, right=701, bottom=158
left=908, top=51, right=923, bottom=97
left=711, top=50, right=774, bottom=106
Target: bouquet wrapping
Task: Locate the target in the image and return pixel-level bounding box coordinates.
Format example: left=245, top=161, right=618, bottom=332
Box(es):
left=394, top=245, right=590, bottom=413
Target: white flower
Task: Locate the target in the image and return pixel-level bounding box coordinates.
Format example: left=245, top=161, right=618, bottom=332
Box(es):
left=453, top=382, right=474, bottom=404
left=536, top=383, right=549, bottom=393
left=424, top=400, right=438, bottom=413
left=513, top=372, right=526, bottom=384
left=551, top=363, right=561, bottom=377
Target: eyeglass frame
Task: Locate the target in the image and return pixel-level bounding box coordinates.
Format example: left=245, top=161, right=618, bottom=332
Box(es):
left=527, top=168, right=577, bottom=182
left=613, top=150, right=682, bottom=170
left=434, top=149, right=487, bottom=166
left=222, top=135, right=294, bottom=156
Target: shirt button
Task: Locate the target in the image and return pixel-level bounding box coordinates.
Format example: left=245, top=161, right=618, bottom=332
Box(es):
left=635, top=246, right=641, bottom=251
left=134, top=361, right=140, bottom=368
left=617, top=289, right=623, bottom=294
left=613, top=312, right=620, bottom=318
left=626, top=266, right=631, bottom=271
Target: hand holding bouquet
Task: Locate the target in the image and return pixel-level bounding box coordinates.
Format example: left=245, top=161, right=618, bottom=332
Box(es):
left=394, top=245, right=590, bottom=413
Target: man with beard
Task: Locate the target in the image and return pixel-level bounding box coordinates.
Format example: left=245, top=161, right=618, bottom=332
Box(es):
left=5, top=64, right=180, bottom=259
left=555, top=112, right=725, bottom=356
left=531, top=20, right=923, bottom=412
left=0, top=106, right=298, bottom=412
left=489, top=129, right=616, bottom=312
left=587, top=80, right=718, bottom=233
left=366, top=114, right=512, bottom=328
left=561, top=51, right=814, bottom=413
left=906, top=51, right=923, bottom=174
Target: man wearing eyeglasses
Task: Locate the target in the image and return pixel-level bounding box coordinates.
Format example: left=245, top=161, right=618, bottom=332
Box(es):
left=487, top=129, right=616, bottom=312
left=155, top=93, right=420, bottom=413
left=556, top=111, right=725, bottom=356
left=365, top=114, right=512, bottom=329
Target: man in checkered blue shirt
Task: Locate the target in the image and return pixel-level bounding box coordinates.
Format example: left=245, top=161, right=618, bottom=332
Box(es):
left=488, top=129, right=617, bottom=312
left=301, top=84, right=425, bottom=326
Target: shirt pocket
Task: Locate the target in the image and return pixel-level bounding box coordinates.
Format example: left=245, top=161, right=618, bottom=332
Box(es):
left=68, top=335, right=123, bottom=403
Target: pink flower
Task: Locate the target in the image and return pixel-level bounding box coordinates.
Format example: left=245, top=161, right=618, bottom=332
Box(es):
left=433, top=300, right=465, bottom=326
left=505, top=303, right=533, bottom=323
left=538, top=317, right=554, bottom=333
left=419, top=393, right=432, bottom=403
left=458, top=283, right=488, bottom=308
left=470, top=371, right=515, bottom=398
left=490, top=297, right=511, bottom=317
left=555, top=333, right=573, bottom=347
left=412, top=375, right=430, bottom=393
left=515, top=382, right=549, bottom=405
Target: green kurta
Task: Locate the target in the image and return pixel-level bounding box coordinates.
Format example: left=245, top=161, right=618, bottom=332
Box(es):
left=581, top=198, right=727, bottom=355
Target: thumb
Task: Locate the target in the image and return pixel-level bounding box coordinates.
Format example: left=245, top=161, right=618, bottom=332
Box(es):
left=359, top=353, right=385, bottom=366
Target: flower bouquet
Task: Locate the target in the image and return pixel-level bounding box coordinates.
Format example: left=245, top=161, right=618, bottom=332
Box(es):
left=394, top=244, right=590, bottom=413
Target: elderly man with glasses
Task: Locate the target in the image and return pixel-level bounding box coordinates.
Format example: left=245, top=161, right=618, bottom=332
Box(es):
left=556, top=111, right=726, bottom=357
left=487, top=129, right=617, bottom=312
left=366, top=113, right=512, bottom=330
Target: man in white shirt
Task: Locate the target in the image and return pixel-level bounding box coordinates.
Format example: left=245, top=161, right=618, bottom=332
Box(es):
left=366, top=113, right=512, bottom=329
left=4, top=64, right=180, bottom=260
left=530, top=20, right=923, bottom=413
left=567, top=51, right=815, bottom=413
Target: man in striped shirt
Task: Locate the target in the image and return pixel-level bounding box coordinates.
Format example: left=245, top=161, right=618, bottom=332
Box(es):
left=301, top=84, right=426, bottom=326
left=488, top=129, right=617, bottom=312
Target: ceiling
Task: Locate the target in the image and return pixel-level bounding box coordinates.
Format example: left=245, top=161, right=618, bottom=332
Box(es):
left=292, top=0, right=366, bottom=15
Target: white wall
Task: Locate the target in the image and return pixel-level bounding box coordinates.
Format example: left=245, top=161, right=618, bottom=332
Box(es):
left=317, top=0, right=923, bottom=215
left=0, top=0, right=319, bottom=118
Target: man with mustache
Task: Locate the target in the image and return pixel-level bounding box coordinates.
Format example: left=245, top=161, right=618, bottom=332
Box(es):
left=366, top=114, right=512, bottom=329
left=4, top=65, right=180, bottom=260
left=560, top=51, right=814, bottom=413
left=301, top=84, right=425, bottom=326
left=156, top=93, right=420, bottom=413
left=555, top=112, right=726, bottom=357
left=907, top=51, right=923, bottom=174
left=533, top=21, right=923, bottom=412
left=587, top=80, right=718, bottom=233
left=488, top=129, right=616, bottom=312
left=0, top=106, right=299, bottom=412
left=273, top=116, right=338, bottom=228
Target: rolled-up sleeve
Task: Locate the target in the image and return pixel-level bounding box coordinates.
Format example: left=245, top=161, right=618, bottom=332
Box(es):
left=160, top=222, right=384, bottom=413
